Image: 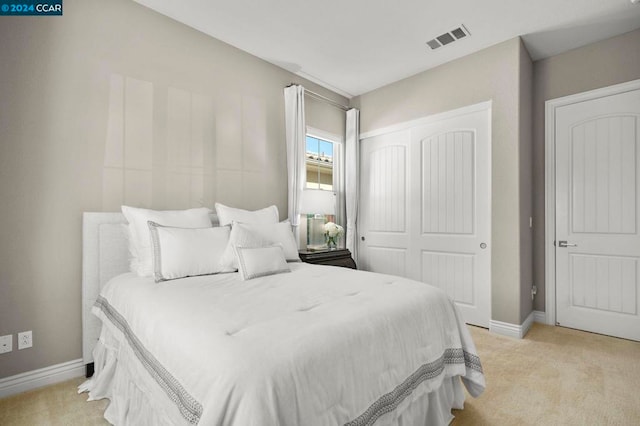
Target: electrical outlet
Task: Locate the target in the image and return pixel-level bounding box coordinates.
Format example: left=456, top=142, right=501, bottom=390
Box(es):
left=18, top=331, right=32, bottom=350
left=0, top=334, right=12, bottom=354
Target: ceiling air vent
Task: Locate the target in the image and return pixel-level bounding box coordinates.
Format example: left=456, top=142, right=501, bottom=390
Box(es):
left=426, top=25, right=470, bottom=50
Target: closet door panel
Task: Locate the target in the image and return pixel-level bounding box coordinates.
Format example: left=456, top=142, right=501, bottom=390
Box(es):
left=359, top=105, right=491, bottom=327
left=358, top=130, right=413, bottom=278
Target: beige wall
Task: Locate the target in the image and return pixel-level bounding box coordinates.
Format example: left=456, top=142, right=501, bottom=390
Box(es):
left=532, top=28, right=640, bottom=312
left=353, top=38, right=531, bottom=325
left=518, top=41, right=534, bottom=323
left=306, top=97, right=346, bottom=137
left=0, top=0, right=346, bottom=378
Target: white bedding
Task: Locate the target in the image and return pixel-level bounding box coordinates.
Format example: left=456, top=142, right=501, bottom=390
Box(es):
left=82, top=263, right=485, bottom=425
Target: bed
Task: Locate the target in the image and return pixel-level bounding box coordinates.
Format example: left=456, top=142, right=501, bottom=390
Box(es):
left=79, top=210, right=485, bottom=425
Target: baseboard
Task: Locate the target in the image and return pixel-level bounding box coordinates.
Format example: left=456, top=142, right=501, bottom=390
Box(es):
left=489, top=311, right=535, bottom=339
left=533, top=310, right=546, bottom=324
left=0, top=358, right=84, bottom=399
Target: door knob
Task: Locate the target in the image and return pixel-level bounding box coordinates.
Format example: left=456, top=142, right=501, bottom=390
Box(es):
left=361, top=236, right=366, bottom=241
left=558, top=241, right=577, bottom=248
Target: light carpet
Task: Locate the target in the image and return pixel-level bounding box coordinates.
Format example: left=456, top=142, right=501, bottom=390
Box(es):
left=1, top=323, right=638, bottom=425
left=452, top=323, right=640, bottom=425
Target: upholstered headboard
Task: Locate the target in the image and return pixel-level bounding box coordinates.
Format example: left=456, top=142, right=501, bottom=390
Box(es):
left=81, top=211, right=219, bottom=366
left=82, top=213, right=128, bottom=366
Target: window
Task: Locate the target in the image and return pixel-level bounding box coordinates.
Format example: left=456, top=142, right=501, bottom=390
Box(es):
left=302, top=129, right=343, bottom=249
left=305, top=135, right=334, bottom=190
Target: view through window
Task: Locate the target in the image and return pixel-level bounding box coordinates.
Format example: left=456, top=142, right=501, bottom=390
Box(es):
left=306, top=135, right=333, bottom=190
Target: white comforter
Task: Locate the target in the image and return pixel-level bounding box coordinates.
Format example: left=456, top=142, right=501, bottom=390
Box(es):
left=87, top=263, right=485, bottom=425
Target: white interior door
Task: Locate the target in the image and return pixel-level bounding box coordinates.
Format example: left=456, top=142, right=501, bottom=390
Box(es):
left=411, top=111, right=491, bottom=327
left=359, top=130, right=412, bottom=279
left=359, top=106, right=491, bottom=327
left=555, top=88, right=640, bottom=341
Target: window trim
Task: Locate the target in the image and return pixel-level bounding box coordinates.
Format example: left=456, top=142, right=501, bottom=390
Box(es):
left=306, top=127, right=343, bottom=191
left=305, top=127, right=345, bottom=232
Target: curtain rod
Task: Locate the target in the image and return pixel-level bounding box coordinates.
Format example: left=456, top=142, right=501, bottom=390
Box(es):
left=287, top=83, right=350, bottom=111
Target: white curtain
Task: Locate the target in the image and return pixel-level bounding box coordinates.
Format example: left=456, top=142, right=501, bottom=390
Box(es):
left=334, top=142, right=346, bottom=231
left=284, top=85, right=306, bottom=247
left=345, top=108, right=360, bottom=261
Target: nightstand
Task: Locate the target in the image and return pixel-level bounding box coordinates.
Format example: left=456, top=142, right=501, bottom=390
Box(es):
left=298, top=248, right=357, bottom=270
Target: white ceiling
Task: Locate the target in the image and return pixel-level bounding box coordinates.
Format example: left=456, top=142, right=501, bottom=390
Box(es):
left=133, top=0, right=640, bottom=98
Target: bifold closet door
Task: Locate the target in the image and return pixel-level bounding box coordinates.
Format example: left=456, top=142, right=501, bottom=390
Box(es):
left=358, top=130, right=413, bottom=279
left=359, top=106, right=491, bottom=327
left=411, top=110, right=491, bottom=328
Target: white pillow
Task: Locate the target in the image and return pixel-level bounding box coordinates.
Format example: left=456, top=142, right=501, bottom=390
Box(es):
left=220, top=222, right=268, bottom=270
left=148, top=222, right=233, bottom=282
left=220, top=221, right=299, bottom=270
left=235, top=245, right=290, bottom=281
left=215, top=203, right=279, bottom=227
left=122, top=206, right=213, bottom=276
left=252, top=221, right=299, bottom=261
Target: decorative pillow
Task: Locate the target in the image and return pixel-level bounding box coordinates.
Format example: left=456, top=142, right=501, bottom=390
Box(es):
left=122, top=206, right=213, bottom=276
left=251, top=220, right=299, bottom=261
left=148, top=222, right=233, bottom=282
left=220, top=222, right=268, bottom=270
left=215, top=203, right=279, bottom=227
left=235, top=245, right=290, bottom=281
left=220, top=221, right=299, bottom=270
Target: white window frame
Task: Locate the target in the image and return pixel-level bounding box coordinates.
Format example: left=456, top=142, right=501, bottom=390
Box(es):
left=305, top=127, right=342, bottom=190
left=305, top=127, right=344, bottom=225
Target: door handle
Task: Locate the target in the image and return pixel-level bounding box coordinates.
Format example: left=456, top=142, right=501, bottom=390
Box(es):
left=558, top=240, right=577, bottom=248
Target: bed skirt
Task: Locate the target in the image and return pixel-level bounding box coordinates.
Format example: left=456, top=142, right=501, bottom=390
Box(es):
left=78, top=327, right=182, bottom=426
left=79, top=326, right=467, bottom=426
